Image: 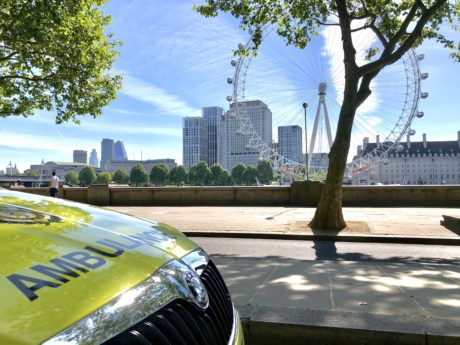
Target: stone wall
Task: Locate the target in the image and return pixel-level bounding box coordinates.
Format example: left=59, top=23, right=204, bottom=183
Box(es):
left=8, top=183, right=460, bottom=207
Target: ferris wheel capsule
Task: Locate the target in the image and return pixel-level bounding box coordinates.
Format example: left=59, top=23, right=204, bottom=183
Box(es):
left=409, top=129, right=416, bottom=136
left=416, top=111, right=424, bottom=118
left=417, top=54, right=425, bottom=61
left=227, top=78, right=233, bottom=84
left=226, top=96, right=233, bottom=102
left=421, top=92, right=428, bottom=99
left=421, top=72, right=429, bottom=80
left=238, top=43, right=245, bottom=50
left=231, top=60, right=237, bottom=67
left=396, top=144, right=405, bottom=152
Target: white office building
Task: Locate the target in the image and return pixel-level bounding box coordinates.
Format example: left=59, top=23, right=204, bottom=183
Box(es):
left=219, top=100, right=272, bottom=170
left=203, top=106, right=224, bottom=166
left=352, top=131, right=460, bottom=184
left=183, top=117, right=207, bottom=170
left=278, top=125, right=302, bottom=164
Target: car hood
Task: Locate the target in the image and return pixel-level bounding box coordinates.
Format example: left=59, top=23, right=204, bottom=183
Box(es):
left=0, top=189, right=199, bottom=345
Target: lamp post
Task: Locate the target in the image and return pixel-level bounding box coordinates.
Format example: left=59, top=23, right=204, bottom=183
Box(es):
left=302, top=102, right=309, bottom=181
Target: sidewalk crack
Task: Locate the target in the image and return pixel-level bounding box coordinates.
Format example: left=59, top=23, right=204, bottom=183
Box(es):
left=377, top=265, right=435, bottom=318
left=327, top=266, right=336, bottom=311
left=247, top=262, right=281, bottom=305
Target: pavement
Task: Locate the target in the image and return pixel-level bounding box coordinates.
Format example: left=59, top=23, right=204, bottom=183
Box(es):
left=106, top=206, right=460, bottom=344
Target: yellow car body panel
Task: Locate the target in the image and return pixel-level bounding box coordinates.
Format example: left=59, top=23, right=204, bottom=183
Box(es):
left=0, top=190, right=202, bottom=345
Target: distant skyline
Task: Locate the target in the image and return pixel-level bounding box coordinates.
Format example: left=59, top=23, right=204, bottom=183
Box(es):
left=1, top=0, right=460, bottom=172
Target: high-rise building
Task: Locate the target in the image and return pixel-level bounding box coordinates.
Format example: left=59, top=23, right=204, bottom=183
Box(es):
left=114, top=140, right=128, bottom=160
left=202, top=106, right=224, bottom=166
left=73, top=150, right=87, bottom=164
left=89, top=149, right=99, bottom=167
left=183, top=117, right=207, bottom=170
left=101, top=138, right=114, bottom=170
left=278, top=125, right=302, bottom=164
left=219, top=100, right=272, bottom=170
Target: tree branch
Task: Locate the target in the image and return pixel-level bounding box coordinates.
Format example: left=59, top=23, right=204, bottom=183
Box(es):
left=1, top=74, right=55, bottom=82
left=385, top=1, right=421, bottom=53
left=0, top=51, right=17, bottom=62
left=359, top=0, right=448, bottom=76
left=369, top=21, right=389, bottom=47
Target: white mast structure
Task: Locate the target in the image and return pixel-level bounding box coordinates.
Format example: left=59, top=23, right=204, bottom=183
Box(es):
left=308, top=82, right=333, bottom=170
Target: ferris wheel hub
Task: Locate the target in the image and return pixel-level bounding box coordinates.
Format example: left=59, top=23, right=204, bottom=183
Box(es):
left=318, top=82, right=327, bottom=95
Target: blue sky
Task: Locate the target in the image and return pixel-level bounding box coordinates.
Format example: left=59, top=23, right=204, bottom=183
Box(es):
left=1, top=0, right=460, bottom=172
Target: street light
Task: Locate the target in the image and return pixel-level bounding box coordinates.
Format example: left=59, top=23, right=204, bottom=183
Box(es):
left=302, top=102, right=309, bottom=181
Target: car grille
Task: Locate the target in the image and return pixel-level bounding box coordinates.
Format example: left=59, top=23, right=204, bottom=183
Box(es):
left=103, top=260, right=234, bottom=345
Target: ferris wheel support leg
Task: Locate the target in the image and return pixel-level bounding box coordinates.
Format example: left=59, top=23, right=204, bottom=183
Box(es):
left=309, top=100, right=322, bottom=169
left=323, top=99, right=333, bottom=149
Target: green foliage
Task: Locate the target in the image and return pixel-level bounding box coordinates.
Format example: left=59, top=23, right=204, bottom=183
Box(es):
left=78, top=166, right=96, bottom=186
left=169, top=165, right=187, bottom=186
left=0, top=0, right=122, bottom=123
left=231, top=163, right=247, bottom=185
left=209, top=163, right=230, bottom=186
left=243, top=165, right=259, bottom=185
left=257, top=160, right=274, bottom=184
left=23, top=169, right=40, bottom=177
left=130, top=164, right=148, bottom=186
left=188, top=161, right=211, bottom=186
left=96, top=171, right=112, bottom=184
left=65, top=171, right=79, bottom=186
left=150, top=164, right=169, bottom=186
left=220, top=169, right=232, bottom=186
left=195, top=0, right=459, bottom=62
left=112, top=168, right=130, bottom=184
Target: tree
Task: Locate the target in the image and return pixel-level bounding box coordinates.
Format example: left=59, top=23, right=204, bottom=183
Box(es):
left=188, top=161, right=211, bottom=186
left=96, top=171, right=112, bottom=184
left=79, top=166, right=96, bottom=186
left=0, top=0, right=122, bottom=123
left=231, top=163, right=247, bottom=185
left=65, top=171, right=79, bottom=186
left=112, top=168, right=130, bottom=184
left=196, top=0, right=460, bottom=230
left=257, top=160, right=274, bottom=185
left=220, top=169, right=232, bottom=186
left=23, top=169, right=40, bottom=177
left=130, top=164, right=148, bottom=186
left=243, top=165, right=259, bottom=185
left=169, top=165, right=187, bottom=186
left=209, top=163, right=229, bottom=185
left=150, top=164, right=169, bottom=186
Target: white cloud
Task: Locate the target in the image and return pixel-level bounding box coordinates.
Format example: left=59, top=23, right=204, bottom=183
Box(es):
left=120, top=74, right=201, bottom=117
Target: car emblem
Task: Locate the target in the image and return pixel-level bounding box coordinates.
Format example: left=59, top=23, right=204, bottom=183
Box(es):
left=185, top=272, right=209, bottom=310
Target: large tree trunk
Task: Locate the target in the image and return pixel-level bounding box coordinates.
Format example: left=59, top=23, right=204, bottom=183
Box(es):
left=309, top=78, right=359, bottom=231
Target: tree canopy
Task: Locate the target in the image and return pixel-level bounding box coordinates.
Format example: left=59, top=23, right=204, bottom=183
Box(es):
left=96, top=171, right=112, bottom=184
left=257, top=160, right=274, bottom=185
left=78, top=166, right=96, bottom=186
left=169, top=165, right=187, bottom=186
left=196, top=0, right=460, bottom=230
left=150, top=164, right=169, bottom=186
left=0, top=0, right=122, bottom=123
left=65, top=171, right=79, bottom=186
left=189, top=161, right=211, bottom=186
left=112, top=167, right=130, bottom=184
left=130, top=164, right=149, bottom=186
left=231, top=163, right=247, bottom=185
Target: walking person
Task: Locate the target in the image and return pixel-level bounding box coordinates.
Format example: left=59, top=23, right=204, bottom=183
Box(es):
left=49, top=171, right=60, bottom=197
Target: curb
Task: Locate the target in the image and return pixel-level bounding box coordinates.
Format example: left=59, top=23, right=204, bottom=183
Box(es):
left=237, top=305, right=460, bottom=345
left=184, top=231, right=460, bottom=246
